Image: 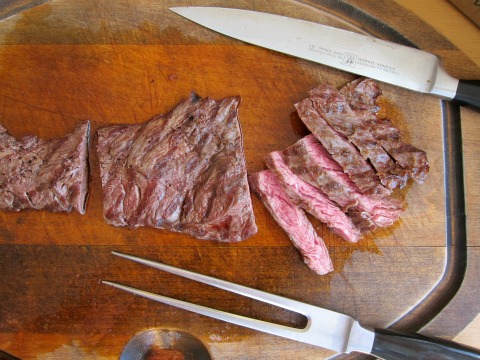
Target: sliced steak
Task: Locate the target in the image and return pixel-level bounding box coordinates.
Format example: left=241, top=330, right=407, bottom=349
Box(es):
left=340, top=78, right=429, bottom=183
left=97, top=92, right=257, bottom=242
left=308, top=84, right=409, bottom=190
left=0, top=121, right=90, bottom=214
left=281, top=135, right=404, bottom=230
left=295, top=97, right=390, bottom=197
left=265, top=151, right=361, bottom=243
left=340, top=77, right=382, bottom=115
left=248, top=170, right=333, bottom=275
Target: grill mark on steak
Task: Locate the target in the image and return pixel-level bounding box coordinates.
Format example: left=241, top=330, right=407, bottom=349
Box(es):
left=308, top=84, right=409, bottom=190
left=295, top=97, right=390, bottom=197
left=280, top=135, right=404, bottom=230
left=248, top=170, right=333, bottom=275
left=340, top=77, right=382, bottom=114
left=0, top=121, right=90, bottom=214
left=249, top=79, right=424, bottom=274
left=340, top=78, right=429, bottom=183
left=265, top=151, right=361, bottom=243
left=97, top=92, right=257, bottom=242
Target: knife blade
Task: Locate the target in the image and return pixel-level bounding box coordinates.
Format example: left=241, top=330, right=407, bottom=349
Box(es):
left=170, top=7, right=480, bottom=108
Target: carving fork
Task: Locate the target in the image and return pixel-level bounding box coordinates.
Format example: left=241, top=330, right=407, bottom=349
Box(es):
left=102, top=251, right=480, bottom=359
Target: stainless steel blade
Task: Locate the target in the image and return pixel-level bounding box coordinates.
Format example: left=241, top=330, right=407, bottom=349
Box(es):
left=170, top=7, right=459, bottom=99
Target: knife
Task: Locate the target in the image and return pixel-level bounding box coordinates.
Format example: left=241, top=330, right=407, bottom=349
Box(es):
left=170, top=7, right=480, bottom=109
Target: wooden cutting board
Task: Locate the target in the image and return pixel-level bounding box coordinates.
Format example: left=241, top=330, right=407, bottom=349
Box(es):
left=0, top=1, right=478, bottom=359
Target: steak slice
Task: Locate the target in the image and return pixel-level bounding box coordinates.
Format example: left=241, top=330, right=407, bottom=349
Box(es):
left=265, top=151, right=361, bottom=243
left=308, top=84, right=409, bottom=190
left=295, top=97, right=390, bottom=197
left=340, top=78, right=429, bottom=183
left=281, top=135, right=404, bottom=230
left=248, top=170, right=333, bottom=275
left=0, top=121, right=90, bottom=214
left=97, top=92, right=257, bottom=242
left=340, top=77, right=382, bottom=115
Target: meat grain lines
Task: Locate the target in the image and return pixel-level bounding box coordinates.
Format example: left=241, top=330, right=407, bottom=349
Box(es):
left=0, top=93, right=257, bottom=242
left=0, top=122, right=89, bottom=214
left=97, top=92, right=257, bottom=242
left=250, top=78, right=429, bottom=274
left=0, top=78, right=429, bottom=268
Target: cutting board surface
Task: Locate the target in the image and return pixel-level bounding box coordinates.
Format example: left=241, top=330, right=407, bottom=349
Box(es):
left=0, top=1, right=471, bottom=359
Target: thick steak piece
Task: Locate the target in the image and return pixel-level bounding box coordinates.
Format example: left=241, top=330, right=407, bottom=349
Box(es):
left=280, top=135, right=404, bottom=230
left=340, top=78, right=429, bottom=183
left=0, top=121, right=90, bottom=214
left=248, top=170, right=333, bottom=275
left=97, top=92, right=257, bottom=242
left=265, top=151, right=361, bottom=243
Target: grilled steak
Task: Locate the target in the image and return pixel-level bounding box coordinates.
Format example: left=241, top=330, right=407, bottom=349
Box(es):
left=0, top=122, right=90, bottom=214
left=340, top=77, right=382, bottom=115
left=340, top=78, right=429, bottom=183
left=295, top=97, right=390, bottom=197
left=248, top=170, right=333, bottom=275
left=280, top=135, right=404, bottom=230
left=265, top=151, right=361, bottom=242
left=97, top=92, right=257, bottom=242
left=308, top=84, right=409, bottom=189
left=249, top=79, right=425, bottom=274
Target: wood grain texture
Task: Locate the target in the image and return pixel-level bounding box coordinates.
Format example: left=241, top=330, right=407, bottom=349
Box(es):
left=0, top=0, right=48, bottom=20
left=455, top=314, right=480, bottom=348
left=394, top=0, right=480, bottom=346
left=396, top=0, right=480, bottom=67
left=0, top=0, right=478, bottom=359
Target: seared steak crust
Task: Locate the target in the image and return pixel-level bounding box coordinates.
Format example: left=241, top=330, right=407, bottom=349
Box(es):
left=341, top=78, right=429, bottom=183
left=248, top=79, right=425, bottom=274
left=97, top=92, right=257, bottom=242
left=308, top=84, right=409, bottom=190
left=248, top=170, right=333, bottom=275
left=280, top=135, right=404, bottom=230
left=295, top=97, right=390, bottom=197
left=0, top=122, right=90, bottom=214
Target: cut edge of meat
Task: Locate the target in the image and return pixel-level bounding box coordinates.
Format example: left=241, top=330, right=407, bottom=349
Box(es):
left=308, top=83, right=409, bottom=190
left=265, top=150, right=361, bottom=243
left=248, top=170, right=333, bottom=275
left=279, top=135, right=375, bottom=231
left=280, top=134, right=405, bottom=230
left=295, top=96, right=391, bottom=197
left=300, top=134, right=405, bottom=228
left=74, top=121, right=90, bottom=215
